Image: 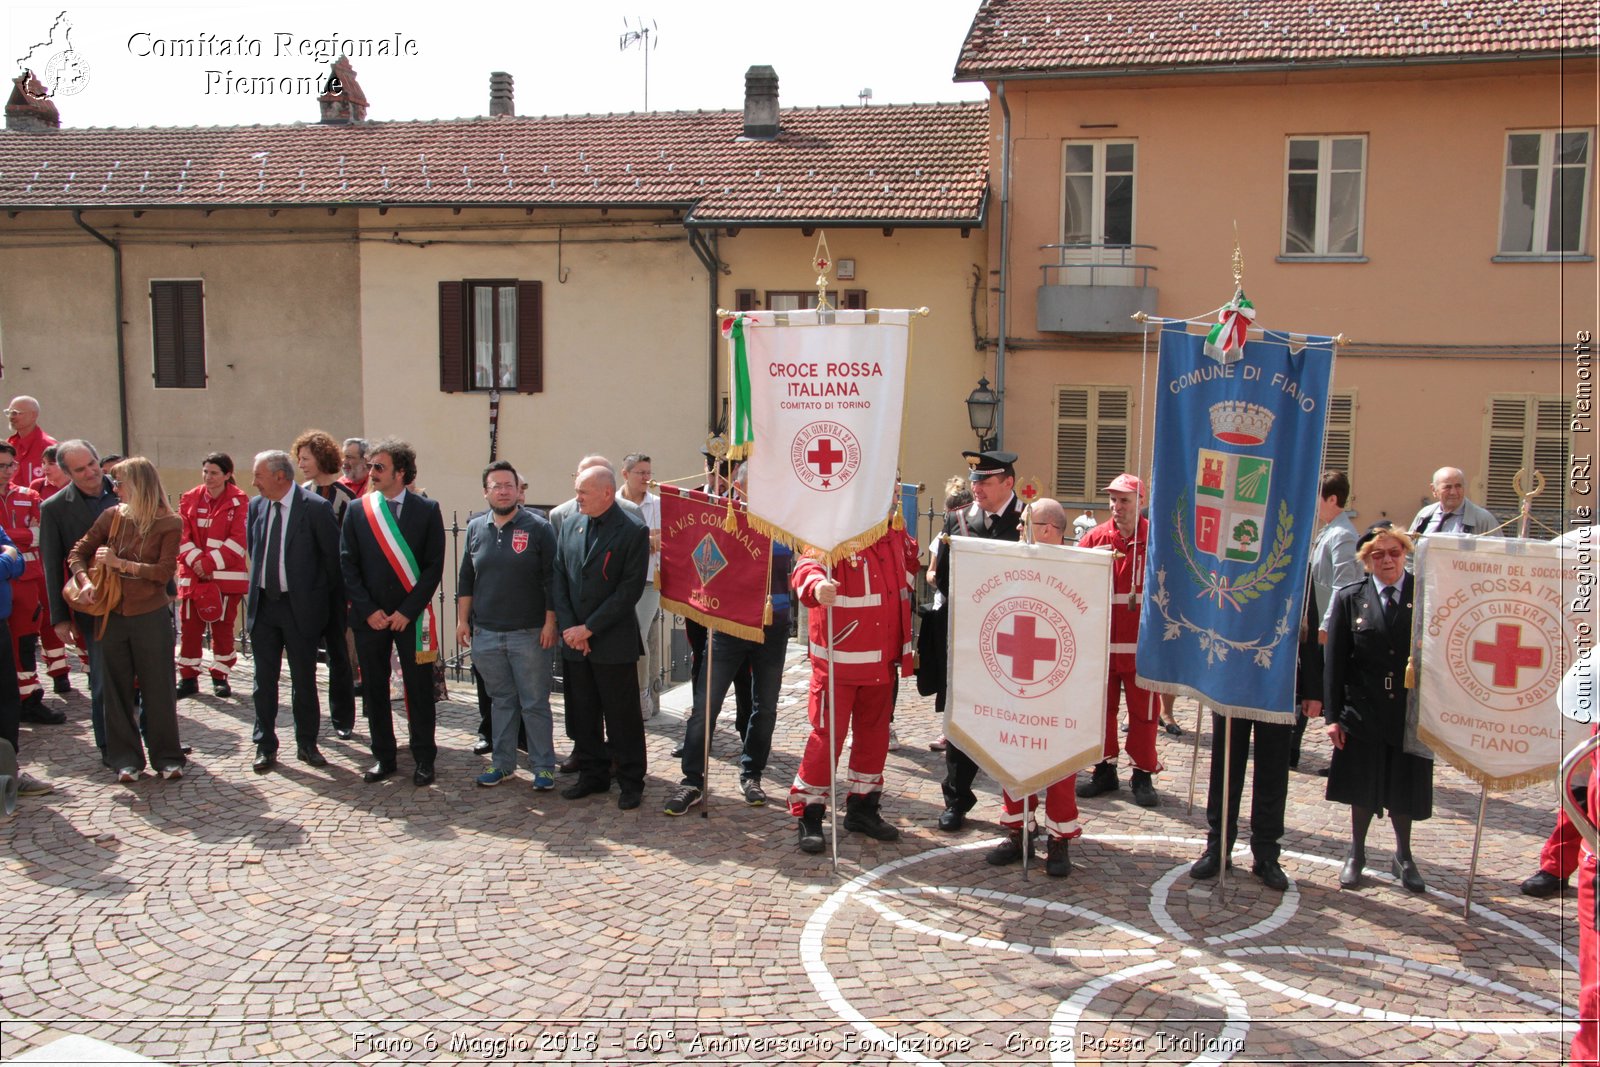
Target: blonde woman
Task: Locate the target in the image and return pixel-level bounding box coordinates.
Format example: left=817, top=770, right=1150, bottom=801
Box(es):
left=68, top=457, right=185, bottom=782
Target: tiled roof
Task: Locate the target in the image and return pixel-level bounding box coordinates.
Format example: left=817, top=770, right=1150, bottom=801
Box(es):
left=955, top=0, right=1597, bottom=78
left=0, top=103, right=988, bottom=225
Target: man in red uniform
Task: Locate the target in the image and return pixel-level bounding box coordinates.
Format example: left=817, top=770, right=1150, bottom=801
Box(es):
left=788, top=523, right=918, bottom=853
left=5, top=397, right=55, bottom=490
left=175, top=454, right=251, bottom=697
left=0, top=444, right=62, bottom=724
left=1076, top=473, right=1163, bottom=808
left=29, top=445, right=68, bottom=501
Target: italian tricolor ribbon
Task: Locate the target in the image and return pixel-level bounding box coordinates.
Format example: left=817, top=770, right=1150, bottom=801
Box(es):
left=723, top=314, right=754, bottom=458
left=1204, top=288, right=1256, bottom=364
left=363, top=492, right=440, bottom=664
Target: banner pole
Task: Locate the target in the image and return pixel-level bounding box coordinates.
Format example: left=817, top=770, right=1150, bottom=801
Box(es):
left=1218, top=713, right=1232, bottom=893
left=1022, top=792, right=1032, bottom=875
left=700, top=630, right=715, bottom=820
left=826, top=562, right=840, bottom=875
left=1463, top=785, right=1489, bottom=918
left=1187, top=703, right=1204, bottom=816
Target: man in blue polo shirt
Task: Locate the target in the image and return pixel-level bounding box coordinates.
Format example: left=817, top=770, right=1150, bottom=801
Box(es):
left=456, top=460, right=560, bottom=790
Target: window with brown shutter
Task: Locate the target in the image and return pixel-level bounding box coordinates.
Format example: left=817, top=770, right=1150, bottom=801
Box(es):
left=438, top=278, right=544, bottom=393
left=150, top=280, right=206, bottom=389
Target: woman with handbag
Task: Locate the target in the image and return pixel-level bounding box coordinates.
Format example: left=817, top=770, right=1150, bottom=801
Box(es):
left=175, top=453, right=249, bottom=699
left=67, top=457, right=185, bottom=782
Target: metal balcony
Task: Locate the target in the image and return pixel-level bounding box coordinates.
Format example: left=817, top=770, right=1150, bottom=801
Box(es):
left=1037, top=243, right=1158, bottom=333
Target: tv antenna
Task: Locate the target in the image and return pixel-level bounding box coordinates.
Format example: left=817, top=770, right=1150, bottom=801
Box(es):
left=619, top=17, right=658, bottom=111
left=858, top=88, right=872, bottom=106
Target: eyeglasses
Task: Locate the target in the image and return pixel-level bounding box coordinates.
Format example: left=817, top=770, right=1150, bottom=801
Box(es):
left=0, top=462, right=16, bottom=472
left=368, top=462, right=389, bottom=473
left=486, top=481, right=518, bottom=493
left=1368, top=547, right=1406, bottom=560
left=109, top=478, right=122, bottom=488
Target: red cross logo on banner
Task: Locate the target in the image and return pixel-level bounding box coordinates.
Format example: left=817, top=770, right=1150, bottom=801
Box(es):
left=789, top=421, right=862, bottom=494
left=996, top=614, right=1057, bottom=683
left=978, top=598, right=1078, bottom=699
left=806, top=438, right=844, bottom=486
left=1471, top=623, right=1544, bottom=688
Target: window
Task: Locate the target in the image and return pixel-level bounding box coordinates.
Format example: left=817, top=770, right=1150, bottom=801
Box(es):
left=1499, top=130, right=1592, bottom=256
left=1062, top=140, right=1135, bottom=255
left=1055, top=385, right=1129, bottom=502
left=150, top=280, right=206, bottom=389
left=763, top=290, right=867, bottom=311
left=438, top=280, right=543, bottom=393
left=1283, top=136, right=1365, bottom=256
left=1321, top=389, right=1357, bottom=487
left=1483, top=394, right=1571, bottom=534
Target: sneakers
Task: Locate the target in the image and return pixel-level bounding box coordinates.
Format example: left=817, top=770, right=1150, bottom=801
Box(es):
left=797, top=803, right=826, bottom=853
left=1076, top=761, right=1119, bottom=798
left=740, top=777, right=767, bottom=807
left=663, top=784, right=704, bottom=816
left=841, top=793, right=900, bottom=841
left=17, top=771, right=54, bottom=797
left=532, top=770, right=556, bottom=792
left=476, top=768, right=509, bottom=788
left=1130, top=769, right=1160, bottom=808
left=160, top=765, right=184, bottom=780
left=986, top=830, right=1035, bottom=866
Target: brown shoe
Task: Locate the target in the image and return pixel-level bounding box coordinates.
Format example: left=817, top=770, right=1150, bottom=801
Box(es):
left=557, top=752, right=580, bottom=774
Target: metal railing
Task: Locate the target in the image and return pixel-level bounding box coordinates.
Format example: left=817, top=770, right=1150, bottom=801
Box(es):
left=1038, top=242, right=1158, bottom=287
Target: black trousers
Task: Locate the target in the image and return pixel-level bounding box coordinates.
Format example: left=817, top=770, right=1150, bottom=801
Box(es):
left=355, top=621, right=437, bottom=768
left=687, top=619, right=752, bottom=736
left=1204, top=711, right=1293, bottom=863
left=320, top=599, right=356, bottom=735
left=251, top=595, right=322, bottom=753
left=564, top=656, right=645, bottom=794
left=942, top=743, right=980, bottom=813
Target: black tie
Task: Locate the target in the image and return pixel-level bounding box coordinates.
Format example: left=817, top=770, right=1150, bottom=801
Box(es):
left=1382, top=586, right=1399, bottom=627
left=390, top=497, right=401, bottom=521
left=264, top=501, right=283, bottom=595
left=584, top=517, right=599, bottom=553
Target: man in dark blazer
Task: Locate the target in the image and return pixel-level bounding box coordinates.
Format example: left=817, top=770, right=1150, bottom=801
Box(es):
left=246, top=450, right=342, bottom=772
left=552, top=464, right=650, bottom=809
left=339, top=437, right=446, bottom=786
left=38, top=439, right=118, bottom=758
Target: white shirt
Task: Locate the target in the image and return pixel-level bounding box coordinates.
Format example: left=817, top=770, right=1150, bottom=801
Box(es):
left=259, top=487, right=295, bottom=592
left=619, top=489, right=660, bottom=581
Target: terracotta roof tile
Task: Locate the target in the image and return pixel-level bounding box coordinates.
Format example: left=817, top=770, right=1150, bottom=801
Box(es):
left=955, top=0, right=1597, bottom=78
left=0, top=103, right=989, bottom=225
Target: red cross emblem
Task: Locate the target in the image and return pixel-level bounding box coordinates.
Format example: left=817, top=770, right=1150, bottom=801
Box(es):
left=1471, top=622, right=1544, bottom=688
left=996, top=613, right=1057, bottom=683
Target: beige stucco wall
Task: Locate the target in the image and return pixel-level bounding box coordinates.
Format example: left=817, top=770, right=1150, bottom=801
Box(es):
left=0, top=208, right=363, bottom=497
left=984, top=59, right=1598, bottom=527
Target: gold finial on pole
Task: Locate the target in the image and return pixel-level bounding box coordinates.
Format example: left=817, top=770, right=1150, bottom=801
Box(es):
left=812, top=231, right=833, bottom=311
left=1231, top=220, right=1244, bottom=290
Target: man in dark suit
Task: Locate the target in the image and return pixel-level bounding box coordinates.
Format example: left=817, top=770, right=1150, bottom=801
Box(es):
left=246, top=450, right=342, bottom=772
left=38, top=439, right=118, bottom=758
left=552, top=464, right=650, bottom=809
left=339, top=437, right=446, bottom=786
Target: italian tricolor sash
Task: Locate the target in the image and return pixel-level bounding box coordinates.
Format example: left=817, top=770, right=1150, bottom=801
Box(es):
left=363, top=492, right=440, bottom=664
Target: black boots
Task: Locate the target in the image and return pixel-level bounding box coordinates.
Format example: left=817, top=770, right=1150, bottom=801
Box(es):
left=842, top=793, right=900, bottom=841
left=797, top=804, right=826, bottom=853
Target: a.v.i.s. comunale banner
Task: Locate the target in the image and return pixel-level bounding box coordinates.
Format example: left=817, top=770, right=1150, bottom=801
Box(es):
left=724, top=309, right=909, bottom=564
left=656, top=485, right=772, bottom=642
left=1137, top=322, right=1333, bottom=722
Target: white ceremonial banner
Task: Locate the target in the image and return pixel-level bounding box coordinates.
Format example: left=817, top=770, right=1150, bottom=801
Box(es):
left=734, top=309, right=909, bottom=563
left=945, top=536, right=1113, bottom=795
left=1414, top=534, right=1589, bottom=789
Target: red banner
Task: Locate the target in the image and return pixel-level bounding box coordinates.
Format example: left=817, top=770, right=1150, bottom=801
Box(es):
left=657, top=485, right=772, bottom=642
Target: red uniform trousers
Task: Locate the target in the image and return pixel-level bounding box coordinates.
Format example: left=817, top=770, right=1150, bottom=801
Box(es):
left=1542, top=804, right=1583, bottom=881
left=1573, top=756, right=1600, bottom=1064
left=787, top=671, right=894, bottom=816
left=9, top=575, right=45, bottom=699
left=1000, top=779, right=1082, bottom=839
left=1099, top=665, right=1162, bottom=774
left=177, top=596, right=242, bottom=680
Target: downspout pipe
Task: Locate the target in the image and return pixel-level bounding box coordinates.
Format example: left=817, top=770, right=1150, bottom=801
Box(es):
left=72, top=211, right=131, bottom=456
left=994, top=80, right=1013, bottom=450
left=686, top=226, right=723, bottom=433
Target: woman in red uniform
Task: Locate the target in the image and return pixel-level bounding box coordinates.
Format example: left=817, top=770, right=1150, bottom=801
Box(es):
left=175, top=453, right=249, bottom=698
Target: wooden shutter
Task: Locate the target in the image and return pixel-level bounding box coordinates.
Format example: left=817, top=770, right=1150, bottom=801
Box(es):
left=735, top=289, right=757, bottom=312
left=1321, top=390, right=1356, bottom=486
left=842, top=289, right=868, bottom=310
left=438, top=281, right=465, bottom=393
left=1056, top=387, right=1090, bottom=499
left=151, top=280, right=205, bottom=388
left=1056, top=385, right=1129, bottom=502
left=1094, top=388, right=1130, bottom=488
left=515, top=280, right=543, bottom=394
left=1483, top=394, right=1572, bottom=532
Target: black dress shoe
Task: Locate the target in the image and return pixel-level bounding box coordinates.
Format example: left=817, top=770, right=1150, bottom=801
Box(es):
left=1392, top=854, right=1426, bottom=893
left=252, top=749, right=276, bottom=773
left=362, top=763, right=397, bottom=783
left=1253, top=859, right=1290, bottom=892
left=670, top=745, right=685, bottom=760
left=472, top=738, right=493, bottom=756
left=175, top=677, right=199, bottom=699
left=557, top=753, right=581, bottom=774
left=937, top=806, right=967, bottom=832
left=1521, top=870, right=1568, bottom=898
left=561, top=780, right=608, bottom=800
left=1339, top=851, right=1365, bottom=889
left=413, top=765, right=435, bottom=787
left=618, top=791, right=642, bottom=810
left=335, top=728, right=354, bottom=741
left=1189, top=851, right=1224, bottom=880
left=296, top=745, right=328, bottom=767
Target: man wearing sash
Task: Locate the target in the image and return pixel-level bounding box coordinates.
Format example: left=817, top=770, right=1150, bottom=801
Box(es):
left=339, top=438, right=446, bottom=786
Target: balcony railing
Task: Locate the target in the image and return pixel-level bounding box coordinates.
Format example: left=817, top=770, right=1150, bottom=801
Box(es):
left=1037, top=242, right=1158, bottom=333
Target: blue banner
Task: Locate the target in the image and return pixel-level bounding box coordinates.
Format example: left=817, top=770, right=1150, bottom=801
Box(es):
left=1136, top=322, right=1334, bottom=722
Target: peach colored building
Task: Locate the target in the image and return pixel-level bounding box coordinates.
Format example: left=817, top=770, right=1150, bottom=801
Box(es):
left=956, top=0, right=1596, bottom=535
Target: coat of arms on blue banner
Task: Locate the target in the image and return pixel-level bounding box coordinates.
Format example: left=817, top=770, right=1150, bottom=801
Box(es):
left=1137, top=321, right=1335, bottom=722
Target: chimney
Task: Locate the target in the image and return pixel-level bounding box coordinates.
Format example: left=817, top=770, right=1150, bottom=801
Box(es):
left=742, top=65, right=778, bottom=140
left=489, top=72, right=514, bottom=117
left=6, top=71, right=60, bottom=132
left=318, top=56, right=369, bottom=124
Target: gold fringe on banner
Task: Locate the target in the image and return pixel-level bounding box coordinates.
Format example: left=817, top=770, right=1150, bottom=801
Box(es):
left=659, top=594, right=766, bottom=644
left=1419, top=725, right=1562, bottom=792
left=763, top=596, right=773, bottom=626
left=745, top=511, right=895, bottom=569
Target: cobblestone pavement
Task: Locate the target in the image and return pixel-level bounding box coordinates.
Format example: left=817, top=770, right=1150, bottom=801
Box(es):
left=0, top=647, right=1583, bottom=1065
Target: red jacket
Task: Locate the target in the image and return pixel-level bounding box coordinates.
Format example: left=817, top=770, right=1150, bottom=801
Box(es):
left=28, top=477, right=64, bottom=501
left=793, top=527, right=918, bottom=685
left=7, top=427, right=55, bottom=490
left=1076, top=515, right=1149, bottom=668
left=0, top=483, right=45, bottom=582
left=177, top=482, right=250, bottom=596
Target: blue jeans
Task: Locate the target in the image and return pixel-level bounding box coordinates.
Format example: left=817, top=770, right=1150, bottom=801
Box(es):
left=472, top=627, right=555, bottom=774
left=680, top=617, right=787, bottom=788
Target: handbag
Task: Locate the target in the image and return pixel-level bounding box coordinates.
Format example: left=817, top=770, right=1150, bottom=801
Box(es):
left=62, top=509, right=125, bottom=633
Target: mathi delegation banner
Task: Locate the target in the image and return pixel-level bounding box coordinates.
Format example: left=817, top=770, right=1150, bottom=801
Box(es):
left=724, top=309, right=909, bottom=563
left=946, top=537, right=1112, bottom=796
left=1137, top=321, right=1333, bottom=722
